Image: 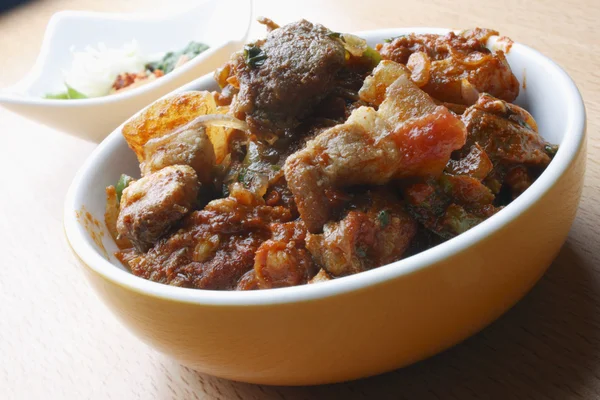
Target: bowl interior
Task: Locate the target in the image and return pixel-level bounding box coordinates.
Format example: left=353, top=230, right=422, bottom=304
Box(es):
left=65, top=28, right=585, bottom=302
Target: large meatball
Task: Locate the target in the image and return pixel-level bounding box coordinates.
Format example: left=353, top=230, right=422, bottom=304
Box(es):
left=232, top=19, right=346, bottom=137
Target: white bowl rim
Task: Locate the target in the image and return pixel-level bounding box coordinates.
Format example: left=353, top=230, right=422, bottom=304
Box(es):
left=0, top=0, right=252, bottom=107
left=64, top=27, right=586, bottom=306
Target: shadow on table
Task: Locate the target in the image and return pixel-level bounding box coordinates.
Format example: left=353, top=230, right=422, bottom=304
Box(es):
left=160, top=240, right=600, bottom=399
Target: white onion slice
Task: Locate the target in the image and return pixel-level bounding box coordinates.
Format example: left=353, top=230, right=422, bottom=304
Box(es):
left=184, top=113, right=249, bottom=132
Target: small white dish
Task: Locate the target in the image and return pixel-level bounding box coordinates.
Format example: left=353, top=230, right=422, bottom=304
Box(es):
left=0, top=0, right=252, bottom=142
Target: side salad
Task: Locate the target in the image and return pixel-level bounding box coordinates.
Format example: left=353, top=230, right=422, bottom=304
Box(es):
left=45, top=41, right=209, bottom=100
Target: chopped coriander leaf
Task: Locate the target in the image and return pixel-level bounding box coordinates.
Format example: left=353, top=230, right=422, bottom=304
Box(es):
left=115, top=174, right=133, bottom=203
left=44, top=84, right=88, bottom=100
left=377, top=210, right=390, bottom=228
left=66, top=84, right=88, bottom=99
left=237, top=168, right=247, bottom=182
left=244, top=44, right=267, bottom=68
left=146, top=41, right=209, bottom=74
left=327, top=31, right=342, bottom=39
left=384, top=34, right=407, bottom=43
left=356, top=247, right=367, bottom=258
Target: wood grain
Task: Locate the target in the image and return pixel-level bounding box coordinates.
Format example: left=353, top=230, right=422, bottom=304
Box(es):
left=1, top=0, right=599, bottom=398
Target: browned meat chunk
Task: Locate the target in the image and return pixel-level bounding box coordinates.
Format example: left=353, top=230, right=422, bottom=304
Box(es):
left=462, top=93, right=550, bottom=166
left=126, top=184, right=292, bottom=290
left=377, top=29, right=519, bottom=105
left=285, top=62, right=466, bottom=233
left=403, top=174, right=498, bottom=239
left=141, top=125, right=216, bottom=185
left=306, top=191, right=417, bottom=276
left=253, top=220, right=316, bottom=289
left=117, top=165, right=199, bottom=252
left=503, top=165, right=534, bottom=199
left=231, top=20, right=346, bottom=137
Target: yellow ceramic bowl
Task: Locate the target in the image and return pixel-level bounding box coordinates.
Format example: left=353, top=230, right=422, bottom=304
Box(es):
left=64, top=28, right=586, bottom=385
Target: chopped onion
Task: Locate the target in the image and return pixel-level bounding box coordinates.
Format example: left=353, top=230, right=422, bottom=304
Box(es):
left=407, top=51, right=431, bottom=87
left=184, top=114, right=249, bottom=132
left=460, top=79, right=480, bottom=105
left=339, top=33, right=368, bottom=57
left=447, top=46, right=489, bottom=67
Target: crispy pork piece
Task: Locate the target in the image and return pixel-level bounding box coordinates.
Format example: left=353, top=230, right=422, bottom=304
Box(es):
left=141, top=125, right=216, bottom=185
left=306, top=191, right=417, bottom=276
left=117, top=165, right=199, bottom=252
left=285, top=61, right=467, bottom=232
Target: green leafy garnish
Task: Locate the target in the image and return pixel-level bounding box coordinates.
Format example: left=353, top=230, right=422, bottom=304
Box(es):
left=244, top=44, right=267, bottom=68
left=362, top=46, right=382, bottom=67
left=146, top=41, right=209, bottom=74
left=44, top=84, right=88, bottom=100
left=383, top=35, right=407, bottom=43
left=515, top=118, right=534, bottom=131
left=327, top=31, right=342, bottom=40
left=44, top=92, right=69, bottom=99
left=270, top=165, right=281, bottom=171
left=443, top=204, right=483, bottom=236
left=116, top=174, right=133, bottom=203
left=66, top=84, right=88, bottom=99
left=356, top=247, right=367, bottom=258
left=544, top=143, right=559, bottom=157
left=377, top=210, right=390, bottom=228
left=237, top=168, right=247, bottom=183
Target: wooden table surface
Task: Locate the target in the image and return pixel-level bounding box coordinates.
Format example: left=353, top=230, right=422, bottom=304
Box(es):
left=1, top=0, right=599, bottom=398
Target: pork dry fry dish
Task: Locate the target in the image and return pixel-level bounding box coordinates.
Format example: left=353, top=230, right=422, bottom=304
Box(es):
left=105, top=20, right=558, bottom=290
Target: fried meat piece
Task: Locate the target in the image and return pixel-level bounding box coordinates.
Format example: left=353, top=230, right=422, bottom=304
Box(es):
left=231, top=20, right=346, bottom=137
left=306, top=191, right=417, bottom=276
left=126, top=185, right=292, bottom=290
left=285, top=62, right=466, bottom=232
left=117, top=165, right=199, bottom=252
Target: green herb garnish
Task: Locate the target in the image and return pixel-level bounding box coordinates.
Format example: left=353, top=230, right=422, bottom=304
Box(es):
left=237, top=168, right=247, bottom=183
left=443, top=204, right=482, bottom=236
left=362, top=46, right=382, bottom=67
left=44, top=84, right=88, bottom=100
left=116, top=174, right=133, bottom=203
left=44, top=92, right=69, bottom=99
left=544, top=143, right=559, bottom=157
left=327, top=31, right=342, bottom=40
left=377, top=210, right=390, bottom=228
left=383, top=35, right=407, bottom=43
left=356, top=247, right=367, bottom=258
left=146, top=41, right=209, bottom=74
left=244, top=44, right=267, bottom=68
